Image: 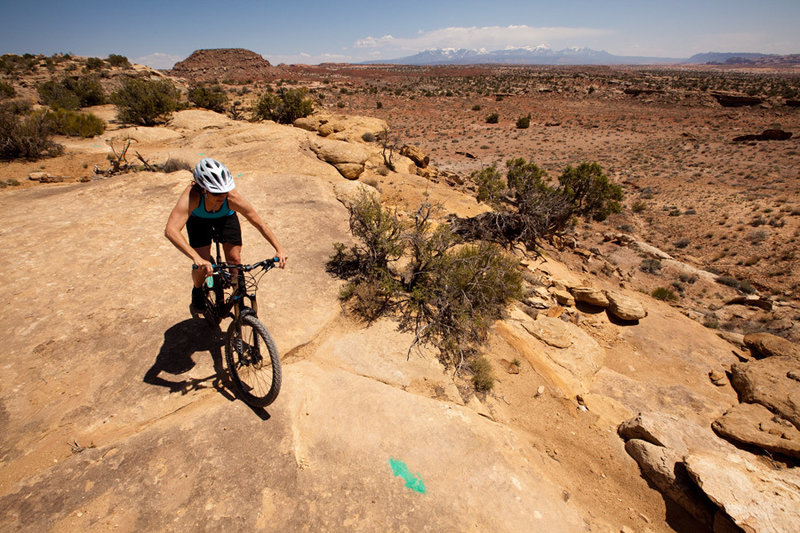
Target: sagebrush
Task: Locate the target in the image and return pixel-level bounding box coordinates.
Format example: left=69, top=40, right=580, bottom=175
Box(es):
left=111, top=77, right=180, bottom=126
left=253, top=87, right=313, bottom=124
left=328, top=189, right=522, bottom=369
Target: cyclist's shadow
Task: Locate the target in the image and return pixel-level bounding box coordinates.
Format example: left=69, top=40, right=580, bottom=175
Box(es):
left=144, top=319, right=236, bottom=402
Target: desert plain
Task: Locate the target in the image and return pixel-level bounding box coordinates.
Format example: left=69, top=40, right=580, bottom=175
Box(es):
left=0, top=51, right=799, bottom=532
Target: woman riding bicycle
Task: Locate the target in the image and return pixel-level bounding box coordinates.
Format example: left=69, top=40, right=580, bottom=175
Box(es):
left=165, top=158, right=287, bottom=315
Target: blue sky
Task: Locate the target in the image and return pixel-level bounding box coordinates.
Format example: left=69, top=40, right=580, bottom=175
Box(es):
left=1, top=0, right=798, bottom=68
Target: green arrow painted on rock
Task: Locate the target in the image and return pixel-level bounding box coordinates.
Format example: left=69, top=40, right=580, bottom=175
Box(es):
left=389, top=458, right=426, bottom=494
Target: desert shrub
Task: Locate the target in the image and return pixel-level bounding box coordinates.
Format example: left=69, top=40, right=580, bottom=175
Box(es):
left=327, top=188, right=404, bottom=308
left=328, top=192, right=523, bottom=367
left=361, top=132, right=376, bottom=142
left=253, top=87, right=313, bottom=124
left=674, top=238, right=691, bottom=249
left=37, top=80, right=80, bottom=110
left=376, top=101, right=383, bottom=109
left=111, top=77, right=180, bottom=126
left=716, top=275, right=741, bottom=288
left=640, top=258, right=662, bottom=274
left=485, top=113, right=499, bottom=124
left=0, top=82, right=15, bottom=100
left=41, top=108, right=105, bottom=137
left=62, top=75, right=106, bottom=107
left=471, top=104, right=482, bottom=111
left=106, top=54, right=130, bottom=68
left=558, top=162, right=623, bottom=221
left=651, top=287, right=678, bottom=301
left=470, top=356, right=494, bottom=391
left=161, top=158, right=191, bottom=173
left=0, top=108, right=63, bottom=160
left=0, top=99, right=32, bottom=115
left=188, top=84, right=228, bottom=113
left=472, top=165, right=506, bottom=205
left=746, top=229, right=768, bottom=244
left=400, top=238, right=523, bottom=365
left=617, top=224, right=634, bottom=233
left=515, top=114, right=531, bottom=129
left=454, top=158, right=622, bottom=249
left=84, top=57, right=105, bottom=70
left=631, top=200, right=647, bottom=213
left=38, top=76, right=106, bottom=109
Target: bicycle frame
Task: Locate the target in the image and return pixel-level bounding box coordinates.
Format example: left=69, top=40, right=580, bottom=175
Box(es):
left=206, top=235, right=277, bottom=323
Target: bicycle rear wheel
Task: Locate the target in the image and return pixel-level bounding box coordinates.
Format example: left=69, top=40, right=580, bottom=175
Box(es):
left=225, top=314, right=282, bottom=407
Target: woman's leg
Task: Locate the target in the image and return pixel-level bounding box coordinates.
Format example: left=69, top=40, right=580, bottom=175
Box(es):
left=223, top=243, right=242, bottom=285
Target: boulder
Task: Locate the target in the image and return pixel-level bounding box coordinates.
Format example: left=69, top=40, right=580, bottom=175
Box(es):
left=296, top=113, right=388, bottom=144
left=618, top=412, right=730, bottom=455
left=743, top=332, right=799, bottom=360
left=550, top=288, right=575, bottom=307
left=729, top=356, right=800, bottom=430
left=624, top=439, right=715, bottom=527
left=569, top=287, right=609, bottom=308
left=684, top=451, right=800, bottom=533
left=606, top=291, right=646, bottom=322
left=399, top=145, right=430, bottom=168
left=712, top=403, right=800, bottom=459
left=310, top=138, right=372, bottom=180
left=522, top=315, right=573, bottom=349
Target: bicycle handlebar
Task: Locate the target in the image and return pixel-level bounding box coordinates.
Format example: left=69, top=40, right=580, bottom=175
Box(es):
left=193, top=257, right=280, bottom=272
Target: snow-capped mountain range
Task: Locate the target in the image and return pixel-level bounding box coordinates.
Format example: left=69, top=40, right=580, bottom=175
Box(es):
left=361, top=47, right=773, bottom=66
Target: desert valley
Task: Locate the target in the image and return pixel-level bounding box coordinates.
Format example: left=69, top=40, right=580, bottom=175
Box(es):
left=0, top=49, right=799, bottom=532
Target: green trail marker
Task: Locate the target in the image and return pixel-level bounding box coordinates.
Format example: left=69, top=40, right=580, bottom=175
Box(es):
left=389, top=458, right=426, bottom=494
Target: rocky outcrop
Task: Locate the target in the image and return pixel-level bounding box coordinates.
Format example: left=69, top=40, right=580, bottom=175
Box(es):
left=170, top=48, right=281, bottom=82
left=683, top=451, right=800, bottom=533
left=711, top=92, right=763, bottom=107
left=729, top=356, right=800, bottom=430
left=743, top=331, right=800, bottom=359
left=294, top=113, right=388, bottom=144
left=733, top=129, right=793, bottom=142
left=399, top=145, right=430, bottom=168
left=623, top=439, right=715, bottom=527
left=310, top=137, right=372, bottom=180
left=712, top=403, right=800, bottom=459
left=606, top=291, right=646, bottom=321
left=569, top=286, right=609, bottom=308
left=619, top=412, right=800, bottom=532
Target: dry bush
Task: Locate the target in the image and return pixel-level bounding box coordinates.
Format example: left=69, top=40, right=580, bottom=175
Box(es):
left=0, top=107, right=63, bottom=160
left=111, top=77, right=180, bottom=126
left=328, top=190, right=523, bottom=371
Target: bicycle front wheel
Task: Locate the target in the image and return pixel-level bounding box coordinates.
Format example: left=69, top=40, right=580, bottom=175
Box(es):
left=225, top=314, right=282, bottom=407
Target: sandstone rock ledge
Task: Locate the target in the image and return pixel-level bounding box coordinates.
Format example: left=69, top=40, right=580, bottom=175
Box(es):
left=619, top=412, right=800, bottom=532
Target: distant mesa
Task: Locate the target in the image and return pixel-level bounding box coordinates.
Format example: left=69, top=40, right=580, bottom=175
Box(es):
left=170, top=48, right=281, bottom=82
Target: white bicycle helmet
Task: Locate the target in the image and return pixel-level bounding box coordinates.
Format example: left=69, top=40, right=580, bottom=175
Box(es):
left=193, top=158, right=235, bottom=193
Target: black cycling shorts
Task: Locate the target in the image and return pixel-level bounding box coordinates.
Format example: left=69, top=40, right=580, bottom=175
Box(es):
left=186, top=213, right=243, bottom=248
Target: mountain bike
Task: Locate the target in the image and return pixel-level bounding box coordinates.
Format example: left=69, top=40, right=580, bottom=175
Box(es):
left=192, top=238, right=282, bottom=407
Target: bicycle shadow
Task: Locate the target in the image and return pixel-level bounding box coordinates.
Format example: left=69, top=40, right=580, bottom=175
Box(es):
left=144, top=319, right=271, bottom=420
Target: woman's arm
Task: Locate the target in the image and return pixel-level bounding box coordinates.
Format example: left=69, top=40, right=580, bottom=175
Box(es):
left=228, top=190, right=288, bottom=268
left=164, top=184, right=213, bottom=274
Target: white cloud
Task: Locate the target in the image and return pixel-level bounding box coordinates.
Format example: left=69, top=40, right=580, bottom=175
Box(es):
left=353, top=25, right=612, bottom=56
left=133, top=52, right=183, bottom=70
